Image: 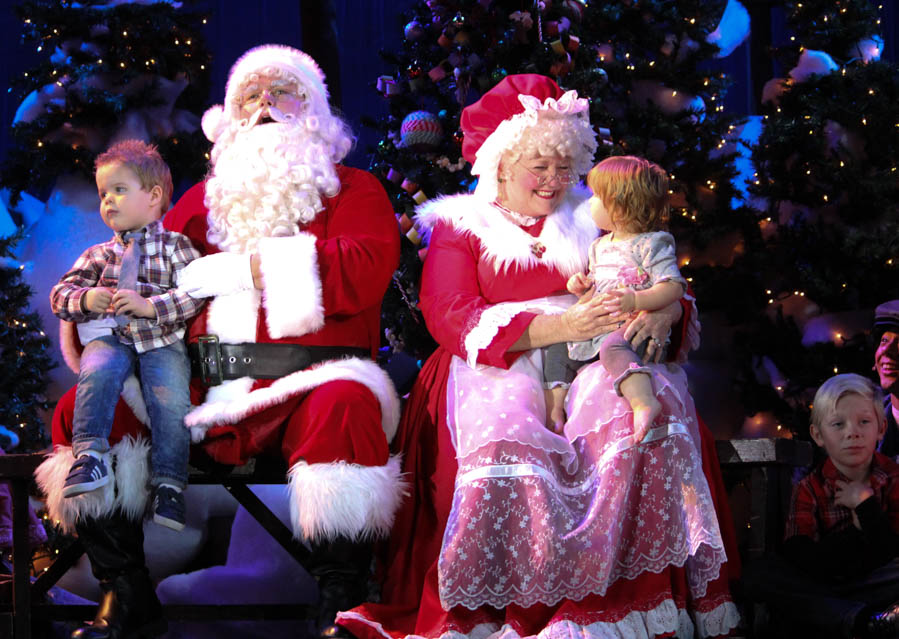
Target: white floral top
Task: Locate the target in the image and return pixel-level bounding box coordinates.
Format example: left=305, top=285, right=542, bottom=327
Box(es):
left=568, top=230, right=686, bottom=361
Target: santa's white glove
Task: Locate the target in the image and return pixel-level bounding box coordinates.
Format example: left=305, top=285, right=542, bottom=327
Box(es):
left=178, top=252, right=255, bottom=298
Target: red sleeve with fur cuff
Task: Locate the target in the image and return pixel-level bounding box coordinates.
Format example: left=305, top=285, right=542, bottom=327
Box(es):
left=420, top=221, right=533, bottom=369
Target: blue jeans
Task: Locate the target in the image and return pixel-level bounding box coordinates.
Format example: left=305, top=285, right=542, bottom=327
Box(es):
left=72, top=335, right=190, bottom=488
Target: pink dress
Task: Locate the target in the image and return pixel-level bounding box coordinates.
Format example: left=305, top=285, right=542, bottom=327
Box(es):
left=339, top=192, right=739, bottom=639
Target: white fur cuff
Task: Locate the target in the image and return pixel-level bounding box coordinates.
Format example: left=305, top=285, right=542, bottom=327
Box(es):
left=287, top=455, right=407, bottom=542
left=35, top=437, right=151, bottom=534
left=259, top=234, right=324, bottom=339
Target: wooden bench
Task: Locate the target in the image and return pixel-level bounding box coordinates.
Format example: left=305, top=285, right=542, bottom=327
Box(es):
left=0, top=452, right=316, bottom=639
left=715, top=438, right=814, bottom=559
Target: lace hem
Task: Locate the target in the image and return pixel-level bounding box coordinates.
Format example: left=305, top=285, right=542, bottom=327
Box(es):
left=439, top=399, right=723, bottom=610
left=337, top=597, right=740, bottom=639
left=439, top=536, right=726, bottom=611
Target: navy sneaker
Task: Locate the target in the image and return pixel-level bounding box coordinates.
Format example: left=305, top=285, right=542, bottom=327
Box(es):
left=62, top=454, right=109, bottom=498
left=152, top=486, right=186, bottom=531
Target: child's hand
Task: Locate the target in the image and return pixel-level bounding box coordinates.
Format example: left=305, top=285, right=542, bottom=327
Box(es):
left=834, top=478, right=874, bottom=513
left=603, top=287, right=636, bottom=315
left=112, top=289, right=156, bottom=319
left=566, top=272, right=593, bottom=297
left=84, top=287, right=114, bottom=314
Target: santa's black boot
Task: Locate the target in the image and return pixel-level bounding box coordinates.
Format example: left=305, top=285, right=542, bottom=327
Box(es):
left=71, top=512, right=167, bottom=639
left=307, top=536, right=373, bottom=638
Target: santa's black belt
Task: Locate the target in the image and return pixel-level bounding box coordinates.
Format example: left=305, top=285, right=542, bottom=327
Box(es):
left=189, top=335, right=369, bottom=386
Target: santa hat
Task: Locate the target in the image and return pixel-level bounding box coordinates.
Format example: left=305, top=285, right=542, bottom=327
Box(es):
left=460, top=74, right=593, bottom=202
left=201, top=44, right=329, bottom=142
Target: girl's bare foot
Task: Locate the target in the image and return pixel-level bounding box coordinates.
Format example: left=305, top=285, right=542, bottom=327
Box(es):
left=631, top=395, right=661, bottom=444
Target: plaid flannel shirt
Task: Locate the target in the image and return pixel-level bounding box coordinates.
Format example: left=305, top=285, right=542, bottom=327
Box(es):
left=50, top=219, right=204, bottom=353
left=784, top=452, right=899, bottom=542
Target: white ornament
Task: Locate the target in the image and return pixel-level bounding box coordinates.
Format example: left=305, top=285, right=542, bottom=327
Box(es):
left=850, top=35, right=883, bottom=63
left=789, top=49, right=838, bottom=83
left=706, top=0, right=751, bottom=58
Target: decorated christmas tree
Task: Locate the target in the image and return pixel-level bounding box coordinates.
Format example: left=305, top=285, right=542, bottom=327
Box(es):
left=2, top=0, right=213, bottom=204
left=1, top=0, right=214, bottom=404
left=0, top=232, right=55, bottom=452
left=369, top=0, right=753, bottom=371
left=742, top=0, right=899, bottom=436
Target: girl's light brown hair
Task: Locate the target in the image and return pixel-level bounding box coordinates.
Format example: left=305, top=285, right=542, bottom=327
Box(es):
left=586, top=155, right=669, bottom=233
left=96, top=140, right=173, bottom=212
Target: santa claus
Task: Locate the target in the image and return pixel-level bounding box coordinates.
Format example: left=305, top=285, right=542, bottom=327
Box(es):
left=37, top=44, right=403, bottom=639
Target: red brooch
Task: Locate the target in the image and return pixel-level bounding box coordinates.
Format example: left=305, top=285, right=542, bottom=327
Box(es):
left=530, top=242, right=546, bottom=258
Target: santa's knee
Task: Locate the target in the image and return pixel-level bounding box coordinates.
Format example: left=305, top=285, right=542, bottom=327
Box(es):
left=282, top=379, right=390, bottom=467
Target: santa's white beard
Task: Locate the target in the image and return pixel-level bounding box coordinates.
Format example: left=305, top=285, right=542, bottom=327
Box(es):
left=204, top=121, right=340, bottom=254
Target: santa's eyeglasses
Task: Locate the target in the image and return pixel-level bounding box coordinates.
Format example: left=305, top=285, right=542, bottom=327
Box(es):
left=518, top=164, right=576, bottom=186
left=239, top=84, right=304, bottom=108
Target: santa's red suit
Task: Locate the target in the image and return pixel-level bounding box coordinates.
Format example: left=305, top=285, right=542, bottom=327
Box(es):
left=40, top=164, right=404, bottom=542
left=36, top=44, right=405, bottom=639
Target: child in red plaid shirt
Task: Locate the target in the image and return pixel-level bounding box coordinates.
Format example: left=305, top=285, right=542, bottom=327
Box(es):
left=50, top=140, right=204, bottom=531
left=745, top=373, right=899, bottom=638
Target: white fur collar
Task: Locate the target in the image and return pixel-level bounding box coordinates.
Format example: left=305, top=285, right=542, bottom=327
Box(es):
left=414, top=188, right=597, bottom=277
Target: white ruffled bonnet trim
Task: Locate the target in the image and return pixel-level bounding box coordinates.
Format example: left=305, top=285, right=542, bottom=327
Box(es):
left=470, top=90, right=596, bottom=202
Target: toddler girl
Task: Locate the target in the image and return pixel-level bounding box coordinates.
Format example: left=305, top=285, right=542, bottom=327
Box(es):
left=544, top=155, right=686, bottom=443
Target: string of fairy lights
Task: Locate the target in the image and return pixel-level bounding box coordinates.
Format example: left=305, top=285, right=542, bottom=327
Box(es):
left=3, top=1, right=212, bottom=203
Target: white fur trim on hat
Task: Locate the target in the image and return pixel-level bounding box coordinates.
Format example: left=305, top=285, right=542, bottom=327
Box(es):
left=224, top=44, right=328, bottom=118
left=35, top=437, right=151, bottom=534
left=286, top=455, right=407, bottom=541
left=258, top=233, right=324, bottom=339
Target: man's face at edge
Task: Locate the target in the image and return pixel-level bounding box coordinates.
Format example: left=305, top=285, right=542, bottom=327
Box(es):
left=875, top=330, right=899, bottom=397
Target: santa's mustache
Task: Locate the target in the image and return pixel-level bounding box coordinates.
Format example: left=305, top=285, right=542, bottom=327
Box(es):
left=239, top=105, right=296, bottom=130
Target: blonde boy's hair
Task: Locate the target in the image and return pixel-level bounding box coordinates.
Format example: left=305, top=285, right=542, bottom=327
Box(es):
left=810, top=373, right=884, bottom=429
left=95, top=140, right=173, bottom=212
left=586, top=155, right=669, bottom=233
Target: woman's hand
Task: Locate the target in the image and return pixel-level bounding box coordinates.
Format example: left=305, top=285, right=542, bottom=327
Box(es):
left=561, top=291, right=622, bottom=342
left=622, top=300, right=682, bottom=363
